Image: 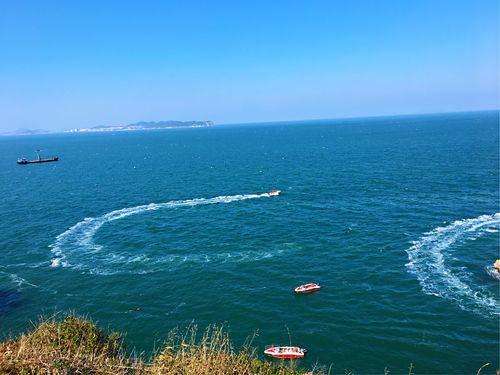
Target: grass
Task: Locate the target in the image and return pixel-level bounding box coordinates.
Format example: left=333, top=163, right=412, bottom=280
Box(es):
left=0, top=315, right=493, bottom=374
left=0, top=314, right=317, bottom=374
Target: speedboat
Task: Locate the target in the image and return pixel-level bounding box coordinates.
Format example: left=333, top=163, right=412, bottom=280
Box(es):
left=268, top=190, right=281, bottom=196
left=264, top=345, right=306, bottom=359
left=294, top=283, right=321, bottom=294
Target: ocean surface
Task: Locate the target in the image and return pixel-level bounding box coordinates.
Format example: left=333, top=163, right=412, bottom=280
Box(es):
left=0, top=111, right=498, bottom=374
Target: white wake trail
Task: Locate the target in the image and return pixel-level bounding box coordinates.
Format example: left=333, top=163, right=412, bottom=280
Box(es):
left=406, top=213, right=500, bottom=317
left=49, top=193, right=273, bottom=274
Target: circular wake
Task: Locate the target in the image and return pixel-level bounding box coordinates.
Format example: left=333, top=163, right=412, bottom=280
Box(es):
left=406, top=213, right=500, bottom=317
left=50, top=192, right=277, bottom=275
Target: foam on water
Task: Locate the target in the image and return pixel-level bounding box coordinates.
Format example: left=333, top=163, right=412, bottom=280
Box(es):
left=406, top=213, right=500, bottom=317
left=485, top=267, right=500, bottom=281
left=49, top=192, right=276, bottom=274
left=0, top=270, right=38, bottom=290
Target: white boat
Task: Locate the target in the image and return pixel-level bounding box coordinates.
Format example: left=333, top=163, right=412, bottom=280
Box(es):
left=264, top=345, right=306, bottom=359
left=294, top=283, right=321, bottom=294
left=268, top=190, right=281, bottom=196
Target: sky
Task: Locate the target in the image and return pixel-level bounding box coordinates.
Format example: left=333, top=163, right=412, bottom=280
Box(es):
left=0, top=0, right=498, bottom=132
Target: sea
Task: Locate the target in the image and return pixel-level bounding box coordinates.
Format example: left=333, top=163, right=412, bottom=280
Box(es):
left=0, top=111, right=498, bottom=374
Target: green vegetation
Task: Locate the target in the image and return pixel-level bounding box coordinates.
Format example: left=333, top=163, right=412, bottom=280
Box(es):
left=0, top=315, right=317, bottom=374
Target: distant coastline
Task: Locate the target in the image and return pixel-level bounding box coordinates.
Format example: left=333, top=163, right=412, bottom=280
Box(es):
left=64, top=120, right=214, bottom=133
left=2, top=109, right=497, bottom=136
left=0, top=120, right=214, bottom=136
left=0, top=128, right=52, bottom=136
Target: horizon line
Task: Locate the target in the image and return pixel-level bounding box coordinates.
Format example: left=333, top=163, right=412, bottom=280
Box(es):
left=218, top=108, right=500, bottom=127
left=1, top=108, right=499, bottom=136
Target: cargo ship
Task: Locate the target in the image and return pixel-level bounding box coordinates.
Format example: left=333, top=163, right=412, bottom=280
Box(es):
left=17, top=150, right=59, bottom=165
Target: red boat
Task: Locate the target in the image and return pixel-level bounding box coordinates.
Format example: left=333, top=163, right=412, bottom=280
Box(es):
left=268, top=189, right=281, bottom=196
left=294, top=283, right=321, bottom=294
left=264, top=345, right=306, bottom=359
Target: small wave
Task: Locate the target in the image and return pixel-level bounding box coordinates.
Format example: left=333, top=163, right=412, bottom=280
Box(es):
left=485, top=266, right=500, bottom=281
left=0, top=270, right=38, bottom=289
left=405, top=213, right=500, bottom=317
left=49, top=192, right=278, bottom=274
left=10, top=274, right=37, bottom=288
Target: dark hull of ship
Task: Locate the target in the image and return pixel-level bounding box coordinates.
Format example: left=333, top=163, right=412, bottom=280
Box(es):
left=17, top=157, right=59, bottom=165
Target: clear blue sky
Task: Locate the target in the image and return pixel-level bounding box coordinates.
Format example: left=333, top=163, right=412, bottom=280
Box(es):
left=0, top=0, right=498, bottom=131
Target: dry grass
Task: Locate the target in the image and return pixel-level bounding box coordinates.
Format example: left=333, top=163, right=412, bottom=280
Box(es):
left=0, top=315, right=314, bottom=374
left=0, top=315, right=135, bottom=374
left=7, top=315, right=491, bottom=374
left=150, top=324, right=303, bottom=375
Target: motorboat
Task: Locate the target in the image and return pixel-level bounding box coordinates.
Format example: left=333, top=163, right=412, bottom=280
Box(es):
left=263, top=345, right=306, bottom=359
left=294, top=283, right=321, bottom=294
left=268, top=190, right=281, bottom=196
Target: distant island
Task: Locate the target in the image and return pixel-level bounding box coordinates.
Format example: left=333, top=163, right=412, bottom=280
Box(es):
left=0, top=128, right=52, bottom=136
left=64, top=120, right=214, bottom=133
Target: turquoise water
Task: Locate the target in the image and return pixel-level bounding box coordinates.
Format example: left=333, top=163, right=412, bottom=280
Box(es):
left=1, top=111, right=498, bottom=373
